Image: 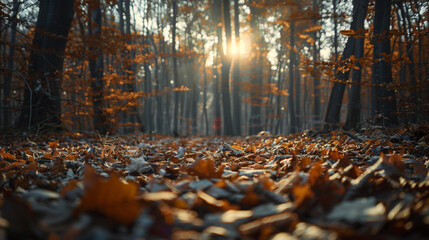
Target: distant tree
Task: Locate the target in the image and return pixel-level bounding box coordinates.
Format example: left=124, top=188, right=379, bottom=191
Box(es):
left=288, top=21, right=297, bottom=133
left=17, top=0, right=74, bottom=130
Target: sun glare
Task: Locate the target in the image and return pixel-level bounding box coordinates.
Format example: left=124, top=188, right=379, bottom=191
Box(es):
left=230, top=37, right=250, bottom=56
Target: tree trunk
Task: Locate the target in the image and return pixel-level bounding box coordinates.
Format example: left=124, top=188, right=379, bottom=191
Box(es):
left=345, top=0, right=369, bottom=129
left=372, top=0, right=397, bottom=126
left=89, top=0, right=108, bottom=134
left=248, top=0, right=263, bottom=135
left=3, top=0, right=20, bottom=127
left=333, top=0, right=339, bottom=62
left=312, top=0, right=321, bottom=129
left=18, top=0, right=74, bottom=130
left=295, top=61, right=301, bottom=131
left=324, top=0, right=368, bottom=130
left=232, top=0, right=241, bottom=135
left=399, top=2, right=417, bottom=123
left=216, top=0, right=234, bottom=136
left=172, top=0, right=179, bottom=136
left=288, top=22, right=297, bottom=133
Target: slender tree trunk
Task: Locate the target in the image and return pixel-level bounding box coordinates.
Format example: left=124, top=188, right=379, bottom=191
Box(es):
left=312, top=0, right=321, bottom=129
left=3, top=0, right=20, bottom=127
left=248, top=0, right=263, bottom=135
left=18, top=0, right=74, bottom=130
left=216, top=0, right=234, bottom=136
left=232, top=0, right=241, bottom=135
left=288, top=22, right=297, bottom=133
left=372, top=0, right=397, bottom=126
left=172, top=0, right=179, bottom=135
left=202, top=53, right=209, bottom=136
left=295, top=60, right=301, bottom=131
left=333, top=0, right=339, bottom=62
left=399, top=3, right=417, bottom=123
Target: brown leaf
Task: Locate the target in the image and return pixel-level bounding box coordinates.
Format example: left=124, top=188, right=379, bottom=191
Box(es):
left=292, top=184, right=314, bottom=207
left=74, top=165, right=142, bottom=225
left=188, top=157, right=224, bottom=179
left=385, top=154, right=406, bottom=174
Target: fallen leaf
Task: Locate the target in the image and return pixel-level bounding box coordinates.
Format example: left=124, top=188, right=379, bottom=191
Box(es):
left=189, top=157, right=224, bottom=179
left=74, top=165, right=142, bottom=225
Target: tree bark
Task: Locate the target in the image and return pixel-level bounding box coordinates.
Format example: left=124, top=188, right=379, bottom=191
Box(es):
left=220, top=0, right=233, bottom=136
left=232, top=0, right=241, bottom=135
left=345, top=0, right=369, bottom=129
left=3, top=0, right=20, bottom=127
left=248, top=0, right=263, bottom=135
left=89, top=0, right=108, bottom=134
left=312, top=0, right=321, bottom=129
left=372, top=0, right=397, bottom=126
left=18, top=0, right=74, bottom=130
left=324, top=0, right=368, bottom=130
left=288, top=22, right=297, bottom=133
left=172, top=0, right=179, bottom=135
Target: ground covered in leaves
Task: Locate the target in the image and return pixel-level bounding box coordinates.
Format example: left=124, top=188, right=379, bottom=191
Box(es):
left=0, top=125, right=429, bottom=240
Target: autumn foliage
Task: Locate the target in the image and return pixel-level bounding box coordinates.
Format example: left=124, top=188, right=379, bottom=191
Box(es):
left=0, top=125, right=428, bottom=238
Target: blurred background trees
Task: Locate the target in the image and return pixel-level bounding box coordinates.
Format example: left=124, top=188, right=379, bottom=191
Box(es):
left=0, top=0, right=428, bottom=135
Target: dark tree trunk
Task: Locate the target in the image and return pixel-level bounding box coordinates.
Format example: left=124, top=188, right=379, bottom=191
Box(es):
left=248, top=0, right=263, bottom=135
left=18, top=0, right=74, bottom=130
left=345, top=0, right=369, bottom=130
left=3, top=0, right=20, bottom=127
left=295, top=61, right=301, bottom=131
left=232, top=0, right=241, bottom=135
left=220, top=0, right=233, bottom=136
left=333, top=0, right=339, bottom=62
left=399, top=2, right=417, bottom=123
left=213, top=2, right=222, bottom=136
left=288, top=22, right=297, bottom=133
left=372, top=0, right=397, bottom=126
left=312, top=0, right=321, bottom=129
left=89, top=0, right=108, bottom=134
left=324, top=0, right=368, bottom=130
left=172, top=0, right=179, bottom=135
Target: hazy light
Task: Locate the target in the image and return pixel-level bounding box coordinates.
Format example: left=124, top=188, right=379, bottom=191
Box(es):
left=230, top=37, right=250, bottom=56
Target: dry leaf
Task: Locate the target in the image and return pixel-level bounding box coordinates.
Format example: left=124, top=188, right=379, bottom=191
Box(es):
left=189, top=157, right=224, bottom=179
left=74, top=165, right=142, bottom=225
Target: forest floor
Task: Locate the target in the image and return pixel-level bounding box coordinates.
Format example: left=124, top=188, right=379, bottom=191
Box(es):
left=0, top=125, right=428, bottom=240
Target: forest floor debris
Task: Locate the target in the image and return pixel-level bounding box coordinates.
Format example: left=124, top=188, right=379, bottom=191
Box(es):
left=0, top=124, right=428, bottom=239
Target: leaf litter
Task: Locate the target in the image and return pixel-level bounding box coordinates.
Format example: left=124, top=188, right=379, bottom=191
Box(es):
left=0, top=125, right=428, bottom=239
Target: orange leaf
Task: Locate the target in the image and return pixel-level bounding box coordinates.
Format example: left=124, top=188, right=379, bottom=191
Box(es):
left=385, top=154, right=406, bottom=174
left=74, top=165, right=142, bottom=225
left=189, top=157, right=224, bottom=179
left=61, top=180, right=80, bottom=197
left=240, top=187, right=260, bottom=207
left=49, top=140, right=60, bottom=149
left=0, top=149, right=16, bottom=160
left=292, top=184, right=314, bottom=207
left=308, top=161, right=324, bottom=187
left=340, top=30, right=356, bottom=36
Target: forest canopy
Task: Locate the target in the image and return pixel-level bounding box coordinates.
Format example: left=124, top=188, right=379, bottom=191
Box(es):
left=0, top=0, right=428, bottom=135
